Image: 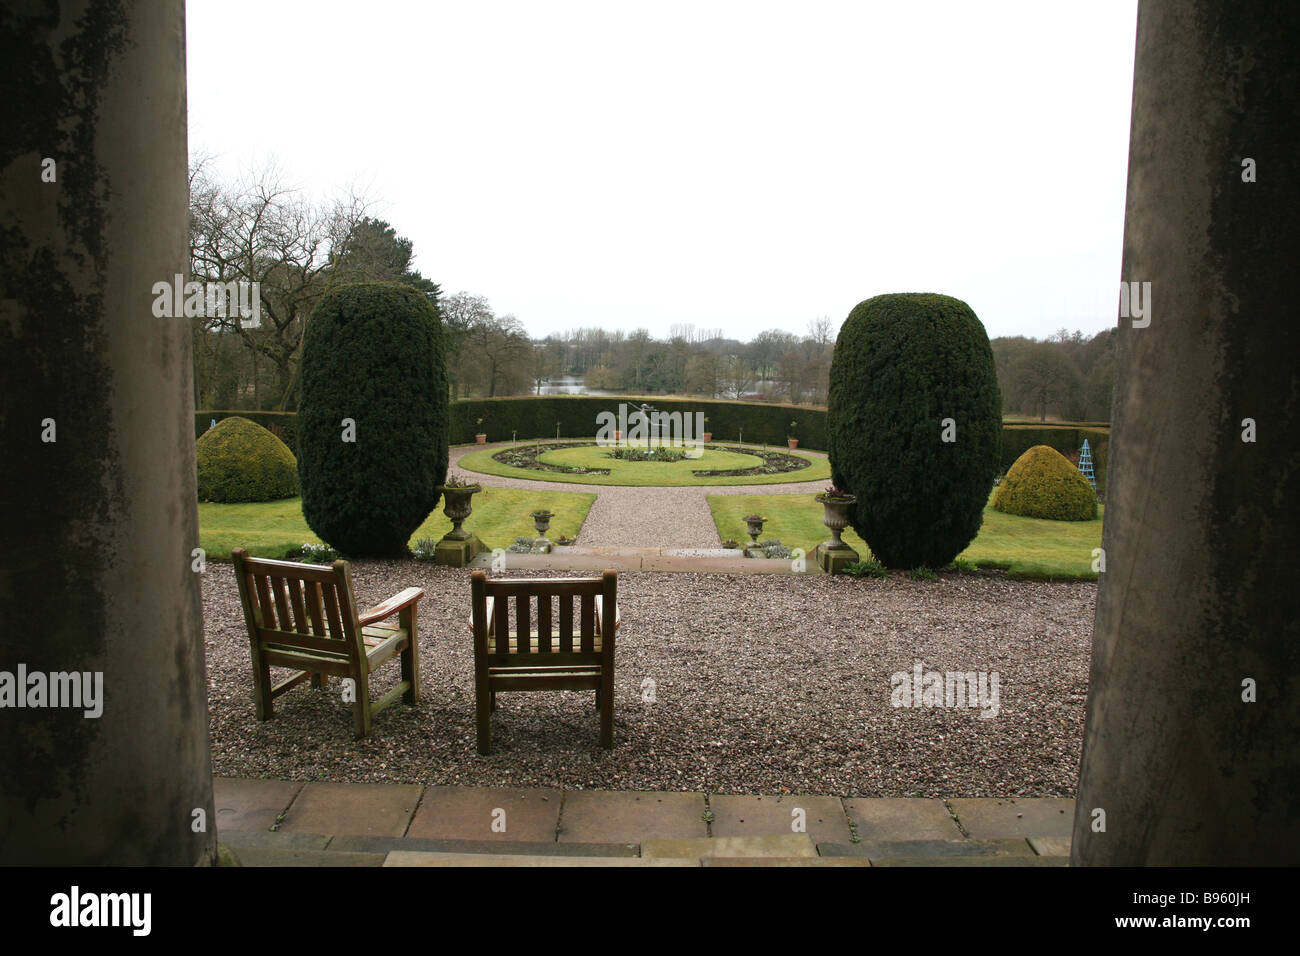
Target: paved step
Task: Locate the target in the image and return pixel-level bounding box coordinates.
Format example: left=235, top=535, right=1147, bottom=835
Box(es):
left=466, top=546, right=813, bottom=574
left=384, top=851, right=700, bottom=867
left=214, top=778, right=1076, bottom=866
left=643, top=835, right=818, bottom=858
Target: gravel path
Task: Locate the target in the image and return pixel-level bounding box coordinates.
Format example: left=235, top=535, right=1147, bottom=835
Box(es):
left=204, top=563, right=1094, bottom=797
left=449, top=442, right=830, bottom=548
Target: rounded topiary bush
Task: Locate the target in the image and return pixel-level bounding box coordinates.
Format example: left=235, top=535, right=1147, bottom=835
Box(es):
left=826, top=293, right=1002, bottom=569
left=993, top=445, right=1097, bottom=521
left=196, top=416, right=300, bottom=503
left=298, top=282, right=448, bottom=557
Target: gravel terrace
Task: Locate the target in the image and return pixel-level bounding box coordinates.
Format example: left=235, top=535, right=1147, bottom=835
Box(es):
left=449, top=442, right=830, bottom=548
left=204, top=563, right=1095, bottom=797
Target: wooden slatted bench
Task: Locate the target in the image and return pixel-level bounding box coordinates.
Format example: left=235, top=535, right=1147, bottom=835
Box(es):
left=470, top=569, right=619, bottom=754
left=232, top=548, right=422, bottom=738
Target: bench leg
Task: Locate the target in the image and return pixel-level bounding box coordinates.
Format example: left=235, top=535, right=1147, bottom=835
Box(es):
left=599, top=670, right=614, bottom=749
left=400, top=606, right=420, bottom=705
left=310, top=672, right=326, bottom=689
left=353, top=675, right=372, bottom=739
left=595, top=686, right=601, bottom=710
left=250, top=649, right=274, bottom=720
left=476, top=686, right=492, bottom=755
left=490, top=690, right=496, bottom=712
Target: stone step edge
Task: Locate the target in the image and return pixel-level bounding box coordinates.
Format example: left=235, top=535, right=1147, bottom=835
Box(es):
left=217, top=830, right=639, bottom=858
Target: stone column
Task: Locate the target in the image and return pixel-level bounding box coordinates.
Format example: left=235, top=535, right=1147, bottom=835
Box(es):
left=1072, top=1, right=1300, bottom=864
left=0, top=1, right=215, bottom=864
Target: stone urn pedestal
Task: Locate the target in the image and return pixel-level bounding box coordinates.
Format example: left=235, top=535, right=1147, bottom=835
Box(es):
left=813, top=492, right=859, bottom=574
left=434, top=484, right=484, bottom=567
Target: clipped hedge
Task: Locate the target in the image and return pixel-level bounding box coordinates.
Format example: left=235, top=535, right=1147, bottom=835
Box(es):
left=196, top=410, right=299, bottom=454
left=827, top=293, right=1003, bottom=569
left=298, top=282, right=448, bottom=558
left=449, top=395, right=825, bottom=449
left=196, top=415, right=299, bottom=503
left=1001, top=425, right=1110, bottom=494
left=993, top=444, right=1098, bottom=521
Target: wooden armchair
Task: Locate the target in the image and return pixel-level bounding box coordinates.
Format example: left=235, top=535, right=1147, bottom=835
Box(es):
left=232, top=548, right=422, bottom=738
left=470, top=569, right=619, bottom=755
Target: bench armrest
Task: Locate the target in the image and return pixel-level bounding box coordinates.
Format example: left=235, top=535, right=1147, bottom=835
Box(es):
left=358, top=587, right=424, bottom=626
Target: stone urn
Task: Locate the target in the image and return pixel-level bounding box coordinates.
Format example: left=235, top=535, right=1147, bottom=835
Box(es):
left=531, top=509, right=554, bottom=552
left=438, top=484, right=481, bottom=540
left=744, top=514, right=766, bottom=543
left=702, top=431, right=712, bottom=443
left=814, top=492, right=856, bottom=550
left=475, top=433, right=487, bottom=444
left=788, top=438, right=799, bottom=449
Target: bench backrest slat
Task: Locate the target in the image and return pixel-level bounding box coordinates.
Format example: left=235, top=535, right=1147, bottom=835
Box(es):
left=559, top=595, right=573, bottom=652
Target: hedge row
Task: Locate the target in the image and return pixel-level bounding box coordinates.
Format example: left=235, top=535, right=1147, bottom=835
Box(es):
left=447, top=395, right=824, bottom=450
left=196, top=401, right=1110, bottom=491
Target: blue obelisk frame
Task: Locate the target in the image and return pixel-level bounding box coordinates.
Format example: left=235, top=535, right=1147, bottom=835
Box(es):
left=1078, top=438, right=1097, bottom=492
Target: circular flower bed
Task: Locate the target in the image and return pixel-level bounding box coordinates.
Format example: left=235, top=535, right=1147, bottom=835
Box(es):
left=490, top=441, right=812, bottom=479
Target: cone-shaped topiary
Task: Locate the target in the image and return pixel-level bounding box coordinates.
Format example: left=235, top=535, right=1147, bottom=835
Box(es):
left=298, top=282, right=448, bottom=557
left=827, top=293, right=1002, bottom=569
left=993, top=444, right=1097, bottom=521
left=196, top=416, right=300, bottom=502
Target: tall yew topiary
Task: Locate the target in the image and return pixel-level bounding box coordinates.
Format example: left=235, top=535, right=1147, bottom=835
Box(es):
left=826, top=293, right=1001, bottom=569
left=299, top=282, right=448, bottom=557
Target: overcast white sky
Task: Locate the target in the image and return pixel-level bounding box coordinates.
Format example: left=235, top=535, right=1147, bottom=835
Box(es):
left=188, top=0, right=1138, bottom=343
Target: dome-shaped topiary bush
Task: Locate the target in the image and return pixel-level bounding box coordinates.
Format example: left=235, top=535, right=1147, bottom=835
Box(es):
left=196, top=416, right=300, bottom=502
left=993, top=444, right=1097, bottom=521
left=298, top=282, right=448, bottom=557
left=826, top=293, right=1002, bottom=569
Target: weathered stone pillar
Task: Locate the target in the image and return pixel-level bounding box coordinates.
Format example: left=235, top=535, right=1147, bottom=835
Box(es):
left=0, top=1, right=215, bottom=864
left=1072, top=1, right=1300, bottom=864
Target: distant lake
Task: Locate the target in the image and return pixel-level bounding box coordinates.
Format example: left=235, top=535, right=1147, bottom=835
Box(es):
left=537, top=376, right=776, bottom=399
left=537, top=376, right=619, bottom=396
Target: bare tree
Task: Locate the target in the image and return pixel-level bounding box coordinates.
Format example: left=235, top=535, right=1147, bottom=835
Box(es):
left=188, top=159, right=372, bottom=410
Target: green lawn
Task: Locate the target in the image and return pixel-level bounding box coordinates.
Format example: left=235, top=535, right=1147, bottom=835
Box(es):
left=708, top=491, right=1104, bottom=579
left=198, top=486, right=597, bottom=560
left=458, top=440, right=831, bottom=487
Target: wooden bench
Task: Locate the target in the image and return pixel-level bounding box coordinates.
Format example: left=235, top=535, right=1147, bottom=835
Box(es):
left=470, top=569, right=619, bottom=754
left=232, top=548, right=422, bottom=738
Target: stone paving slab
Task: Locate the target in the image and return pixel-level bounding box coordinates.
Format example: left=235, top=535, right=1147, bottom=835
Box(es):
left=704, top=856, right=874, bottom=867
left=558, top=790, right=707, bottom=844
left=328, top=834, right=638, bottom=856
left=475, top=552, right=646, bottom=572
left=643, top=835, right=817, bottom=858
left=709, top=795, right=851, bottom=844
left=278, top=782, right=422, bottom=838
left=1029, top=836, right=1073, bottom=857
left=842, top=798, right=963, bottom=842
left=231, top=848, right=387, bottom=867
left=217, top=829, right=329, bottom=851
left=870, top=855, right=1070, bottom=867
left=947, top=798, right=1075, bottom=839
left=407, top=786, right=562, bottom=843
left=384, top=851, right=699, bottom=867
left=213, top=776, right=303, bottom=831
left=642, top=554, right=810, bottom=574
left=819, top=838, right=1034, bottom=859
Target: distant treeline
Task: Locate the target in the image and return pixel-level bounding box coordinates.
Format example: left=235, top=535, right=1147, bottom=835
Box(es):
left=189, top=157, right=1113, bottom=420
